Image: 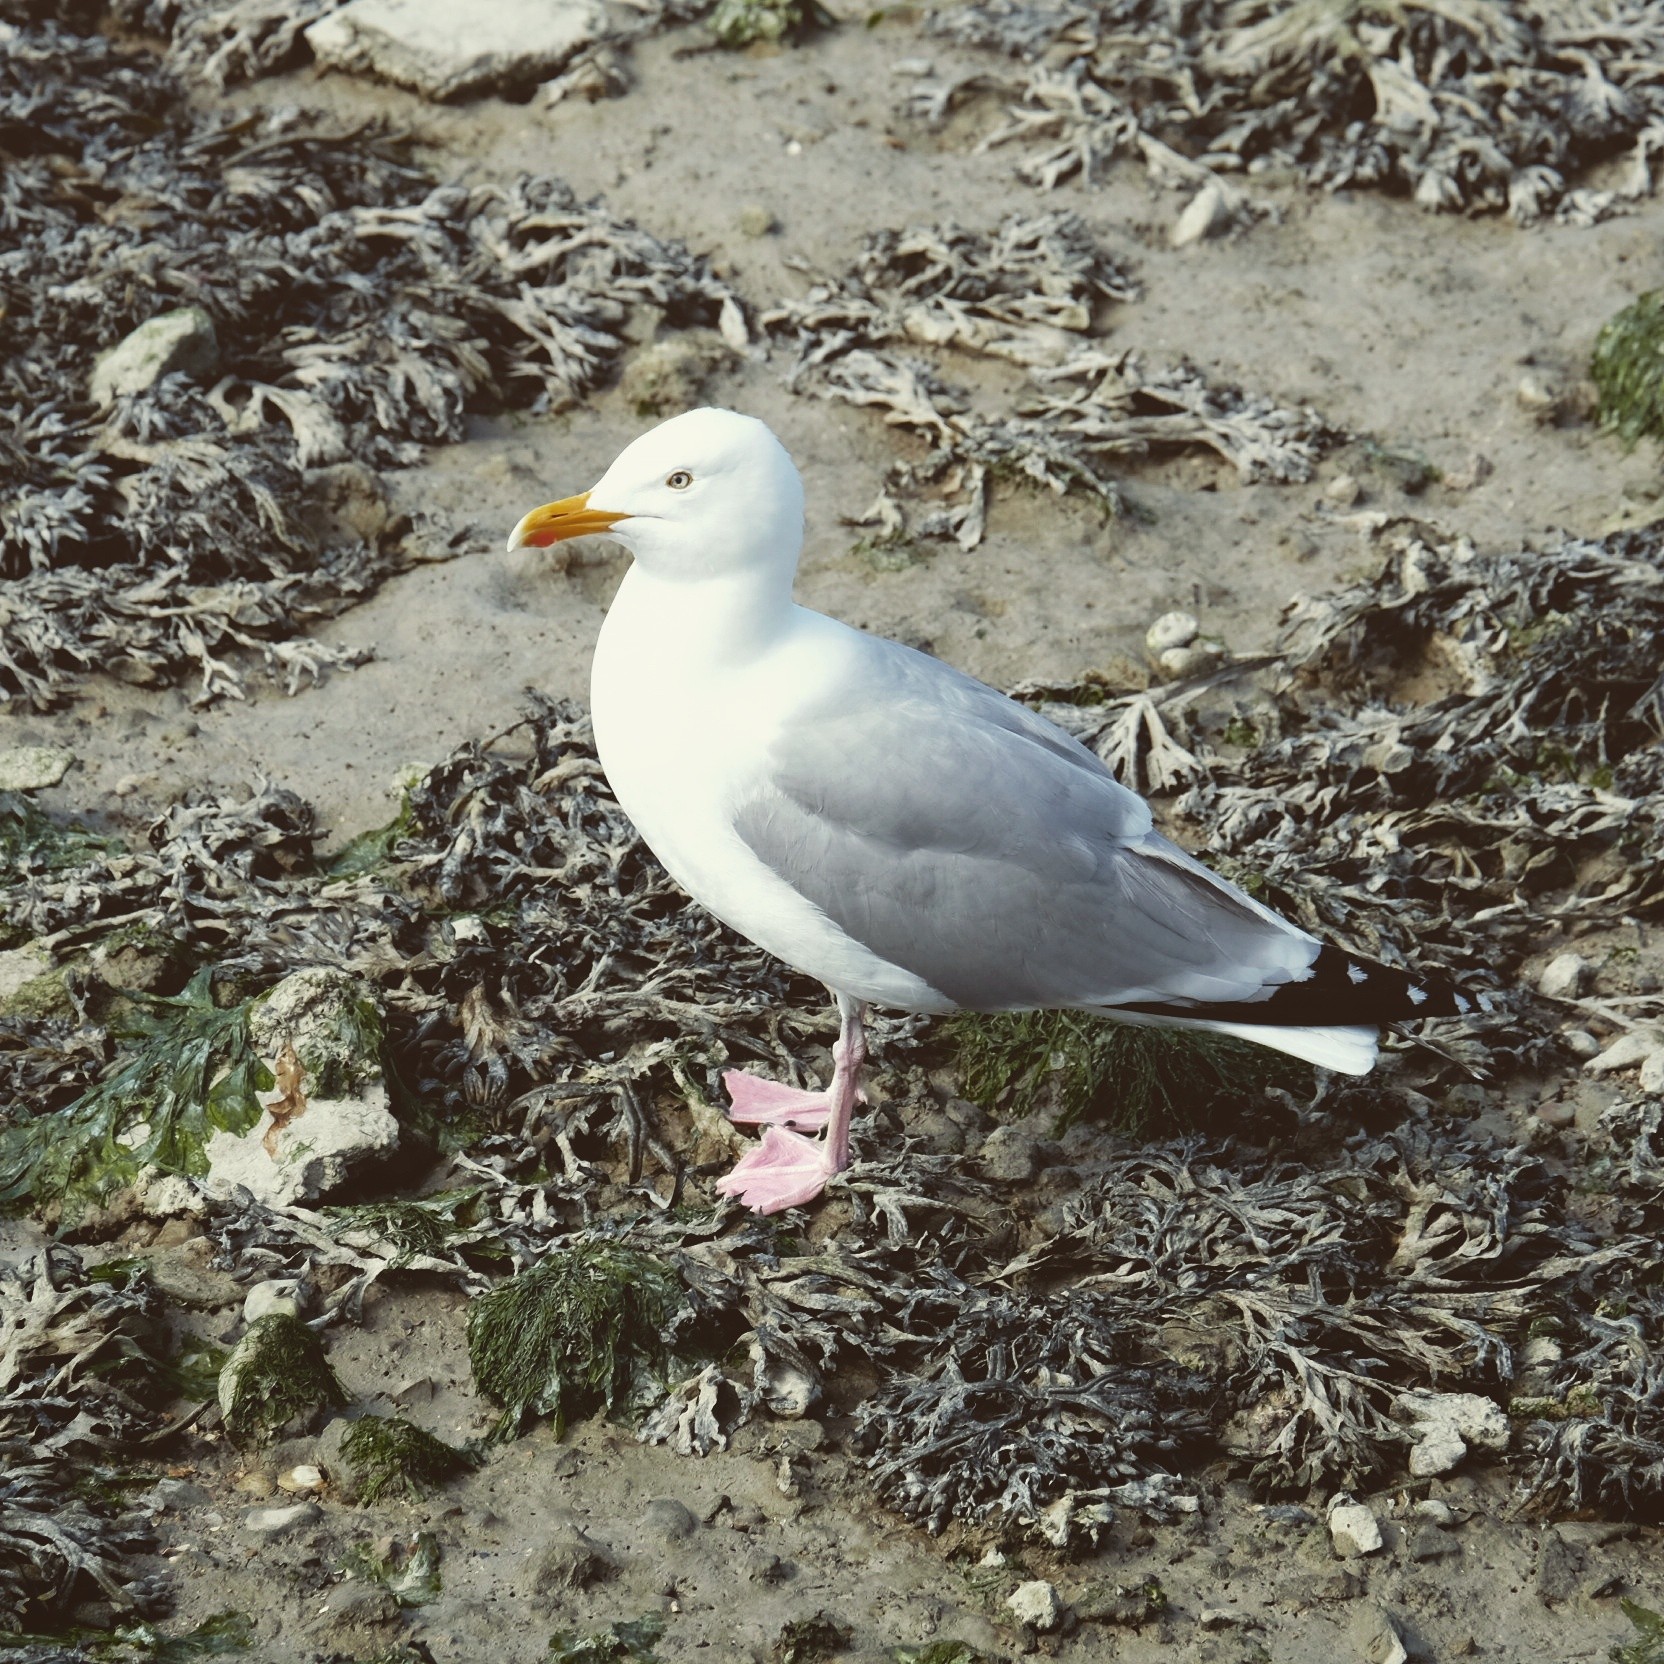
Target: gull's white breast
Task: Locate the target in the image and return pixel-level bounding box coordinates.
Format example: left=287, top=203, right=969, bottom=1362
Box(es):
left=590, top=565, right=951, bottom=1011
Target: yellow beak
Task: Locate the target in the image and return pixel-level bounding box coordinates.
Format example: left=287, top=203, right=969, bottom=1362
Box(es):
left=505, top=491, right=630, bottom=551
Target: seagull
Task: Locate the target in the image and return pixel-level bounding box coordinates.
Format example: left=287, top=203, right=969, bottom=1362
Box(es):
left=507, top=409, right=1471, bottom=1214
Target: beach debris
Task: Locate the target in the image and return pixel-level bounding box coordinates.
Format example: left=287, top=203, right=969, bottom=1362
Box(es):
left=2, top=18, right=739, bottom=708
left=305, top=0, right=604, bottom=99
left=342, top=1530, right=444, bottom=1607
left=1613, top=1601, right=1664, bottom=1664
left=219, top=1312, right=349, bottom=1443
left=243, top=1499, right=321, bottom=1538
left=548, top=1614, right=666, bottom=1663
left=204, top=969, right=397, bottom=1206
left=1005, top=1580, right=1064, bottom=1630
left=338, top=1413, right=478, bottom=1503
left=1144, top=611, right=1199, bottom=657
left=765, top=213, right=1329, bottom=544
left=1593, top=292, right=1664, bottom=448
left=534, top=1522, right=622, bottom=1596
left=1349, top=1602, right=1408, bottom=1664
left=909, top=0, right=1664, bottom=225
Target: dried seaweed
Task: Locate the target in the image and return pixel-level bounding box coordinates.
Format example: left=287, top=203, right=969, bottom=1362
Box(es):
left=764, top=213, right=1331, bottom=544
left=1, top=19, right=739, bottom=708
left=908, top=0, right=1664, bottom=225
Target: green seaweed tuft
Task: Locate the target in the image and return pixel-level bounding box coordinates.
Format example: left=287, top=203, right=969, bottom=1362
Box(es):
left=948, top=1010, right=1307, bottom=1135
left=327, top=1191, right=481, bottom=1266
left=323, top=792, right=416, bottom=880
left=467, top=1241, right=681, bottom=1440
left=339, top=1414, right=477, bottom=1503
left=707, top=0, right=831, bottom=47
left=1593, top=292, right=1664, bottom=449
left=894, top=1645, right=998, bottom=1664
left=0, top=967, right=268, bottom=1217
left=1613, top=1600, right=1664, bottom=1664
left=340, top=1532, right=443, bottom=1608
left=548, top=1614, right=666, bottom=1664
left=218, top=1313, right=347, bottom=1444
left=0, top=790, right=123, bottom=874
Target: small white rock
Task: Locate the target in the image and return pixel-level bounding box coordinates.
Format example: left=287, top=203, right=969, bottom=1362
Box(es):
left=1538, top=952, right=1589, bottom=1000
left=1560, top=1028, right=1601, bottom=1060
left=90, top=308, right=218, bottom=406
left=1145, top=610, right=1199, bottom=655
left=1006, top=1579, right=1065, bottom=1631
left=277, top=1464, right=325, bottom=1494
left=0, top=746, right=75, bottom=791
left=242, top=1501, right=320, bottom=1538
left=1326, top=472, right=1362, bottom=507
left=1327, top=1494, right=1384, bottom=1557
left=1170, top=177, right=1234, bottom=247
left=1408, top=1420, right=1468, bottom=1478
left=1350, top=1601, right=1409, bottom=1664
left=1158, top=639, right=1228, bottom=679
left=978, top=1547, right=1007, bottom=1568
left=1410, top=1498, right=1456, bottom=1527
left=243, top=1279, right=305, bottom=1325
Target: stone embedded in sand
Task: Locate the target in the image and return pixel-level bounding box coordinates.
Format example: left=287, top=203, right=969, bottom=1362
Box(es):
left=0, top=745, right=74, bottom=790
left=1393, top=1390, right=1509, bottom=1480
left=531, top=1520, right=619, bottom=1598
left=1349, top=1601, right=1408, bottom=1664
left=306, top=0, right=604, bottom=101
left=977, top=1123, right=1039, bottom=1182
left=1145, top=610, right=1199, bottom=656
left=89, top=307, right=219, bottom=406
left=618, top=332, right=735, bottom=418
left=1326, top=1494, right=1384, bottom=1557
left=1584, top=1025, right=1664, bottom=1092
left=205, top=968, right=396, bottom=1207
left=1170, top=178, right=1234, bottom=247
left=243, top=1500, right=321, bottom=1538
left=1538, top=952, right=1589, bottom=999
left=1006, top=1580, right=1065, bottom=1631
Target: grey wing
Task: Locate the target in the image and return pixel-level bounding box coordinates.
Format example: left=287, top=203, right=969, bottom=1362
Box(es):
left=733, top=639, right=1317, bottom=1012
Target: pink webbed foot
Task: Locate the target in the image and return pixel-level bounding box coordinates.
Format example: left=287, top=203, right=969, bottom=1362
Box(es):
left=713, top=1126, right=833, bottom=1215
left=722, top=1069, right=831, bottom=1131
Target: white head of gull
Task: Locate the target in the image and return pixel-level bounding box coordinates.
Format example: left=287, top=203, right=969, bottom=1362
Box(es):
left=508, top=407, right=1473, bottom=1214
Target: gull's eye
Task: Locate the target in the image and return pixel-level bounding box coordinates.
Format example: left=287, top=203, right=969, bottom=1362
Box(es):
left=666, top=470, right=693, bottom=490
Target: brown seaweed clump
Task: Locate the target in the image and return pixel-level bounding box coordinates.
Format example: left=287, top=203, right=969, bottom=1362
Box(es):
left=907, top=0, right=1664, bottom=225
left=0, top=17, right=740, bottom=710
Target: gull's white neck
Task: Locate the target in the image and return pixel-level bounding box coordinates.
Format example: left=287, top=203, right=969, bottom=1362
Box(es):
left=599, top=561, right=798, bottom=672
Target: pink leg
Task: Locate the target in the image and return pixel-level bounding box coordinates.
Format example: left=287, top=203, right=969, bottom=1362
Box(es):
left=715, top=998, right=867, bottom=1214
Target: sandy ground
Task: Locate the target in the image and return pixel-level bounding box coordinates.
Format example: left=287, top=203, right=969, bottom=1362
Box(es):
left=13, top=7, right=1664, bottom=1661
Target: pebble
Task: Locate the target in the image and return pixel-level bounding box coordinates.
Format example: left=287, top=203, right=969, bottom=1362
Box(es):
left=1408, top=1420, right=1468, bottom=1478
left=0, top=746, right=75, bottom=791
left=641, top=1497, right=698, bottom=1541
left=1170, top=177, right=1234, bottom=247
left=1349, top=1601, right=1408, bottom=1664
left=1538, top=951, right=1589, bottom=999
left=1006, top=1579, right=1065, bottom=1631
left=305, top=0, right=603, bottom=100
left=1535, top=1100, right=1576, bottom=1129
left=89, top=307, right=219, bottom=406
left=1560, top=1028, right=1601, bottom=1060
left=1158, top=639, right=1228, bottom=678
left=976, top=1124, right=1037, bottom=1182
left=1534, top=1528, right=1584, bottom=1606
left=1145, top=610, right=1199, bottom=655
left=235, top=1472, right=275, bottom=1499
left=243, top=1279, right=305, bottom=1325
left=1409, top=1499, right=1455, bottom=1527
left=1394, top=1390, right=1509, bottom=1477
left=1407, top=1524, right=1461, bottom=1562
left=1516, top=372, right=1560, bottom=414
left=532, top=1524, right=618, bottom=1596
left=1325, top=472, right=1362, bottom=507
left=1326, top=1495, right=1384, bottom=1557
left=278, top=1464, right=325, bottom=1494
left=736, top=203, right=778, bottom=238
left=242, top=1501, right=320, bottom=1539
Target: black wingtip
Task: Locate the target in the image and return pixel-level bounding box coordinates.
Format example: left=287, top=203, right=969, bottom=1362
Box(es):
left=1123, top=945, right=1481, bottom=1029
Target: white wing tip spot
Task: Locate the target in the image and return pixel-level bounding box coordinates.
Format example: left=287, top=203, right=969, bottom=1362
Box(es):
left=1346, top=963, right=1368, bottom=985
left=1407, top=985, right=1428, bottom=1006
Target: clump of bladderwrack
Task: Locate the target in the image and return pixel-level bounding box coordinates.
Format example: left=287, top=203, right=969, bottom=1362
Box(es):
left=1593, top=292, right=1664, bottom=450
left=0, top=19, right=741, bottom=711
left=907, top=0, right=1664, bottom=224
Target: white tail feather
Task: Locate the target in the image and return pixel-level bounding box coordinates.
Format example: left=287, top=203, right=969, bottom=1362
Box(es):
left=1094, top=1007, right=1379, bottom=1075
